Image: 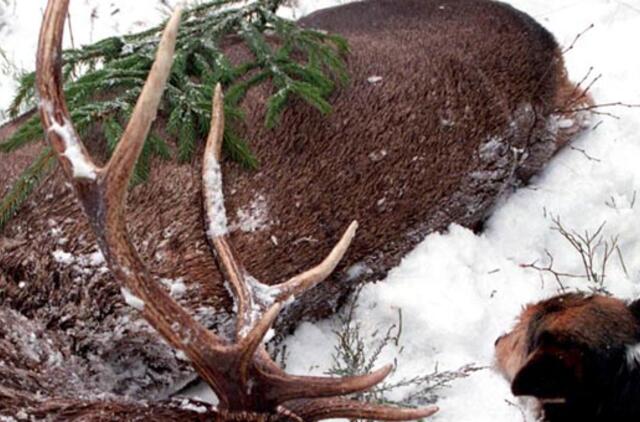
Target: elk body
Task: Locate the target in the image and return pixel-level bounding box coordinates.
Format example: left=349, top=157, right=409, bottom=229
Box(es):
left=0, top=0, right=591, bottom=419
left=495, top=293, right=640, bottom=422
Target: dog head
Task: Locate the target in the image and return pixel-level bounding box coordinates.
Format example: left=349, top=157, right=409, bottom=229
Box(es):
left=495, top=293, right=640, bottom=421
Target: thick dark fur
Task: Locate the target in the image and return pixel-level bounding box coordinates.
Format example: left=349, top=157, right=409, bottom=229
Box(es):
left=496, top=293, right=640, bottom=421
left=0, top=0, right=591, bottom=419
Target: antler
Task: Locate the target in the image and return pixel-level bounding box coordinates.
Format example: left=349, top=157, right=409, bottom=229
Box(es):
left=36, top=1, right=438, bottom=420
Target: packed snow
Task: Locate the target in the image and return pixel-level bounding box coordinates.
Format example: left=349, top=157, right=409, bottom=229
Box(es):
left=2, top=0, right=640, bottom=421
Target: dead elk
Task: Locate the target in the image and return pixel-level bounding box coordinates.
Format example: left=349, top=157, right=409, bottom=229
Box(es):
left=0, top=0, right=591, bottom=419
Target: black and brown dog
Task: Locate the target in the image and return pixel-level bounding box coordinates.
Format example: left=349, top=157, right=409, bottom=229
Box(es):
left=495, top=293, right=640, bottom=421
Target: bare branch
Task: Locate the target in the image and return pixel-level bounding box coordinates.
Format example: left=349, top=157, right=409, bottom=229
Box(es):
left=569, top=146, right=601, bottom=162
left=523, top=215, right=624, bottom=294
left=562, top=23, right=595, bottom=54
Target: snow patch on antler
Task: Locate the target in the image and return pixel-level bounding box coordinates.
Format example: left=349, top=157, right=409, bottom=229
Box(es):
left=246, top=273, right=279, bottom=307
left=42, top=101, right=97, bottom=180
left=203, top=154, right=228, bottom=237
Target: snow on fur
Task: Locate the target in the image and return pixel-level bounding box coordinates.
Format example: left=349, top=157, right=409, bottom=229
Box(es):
left=232, top=193, right=270, bottom=233
left=121, top=287, right=145, bottom=311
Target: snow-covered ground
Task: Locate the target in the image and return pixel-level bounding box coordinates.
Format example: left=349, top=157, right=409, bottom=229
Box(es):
left=2, top=0, right=640, bottom=421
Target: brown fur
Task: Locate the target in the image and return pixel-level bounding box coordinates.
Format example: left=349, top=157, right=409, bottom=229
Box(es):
left=0, top=111, right=42, bottom=198
left=1, top=0, right=591, bottom=418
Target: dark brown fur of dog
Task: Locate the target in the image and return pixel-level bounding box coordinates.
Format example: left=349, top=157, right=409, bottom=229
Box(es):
left=496, top=293, right=640, bottom=421
left=0, top=0, right=591, bottom=418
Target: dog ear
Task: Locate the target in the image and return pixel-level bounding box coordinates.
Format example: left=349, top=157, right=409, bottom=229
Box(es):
left=511, top=344, right=584, bottom=398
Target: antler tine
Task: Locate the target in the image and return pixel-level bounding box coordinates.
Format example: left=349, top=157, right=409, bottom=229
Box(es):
left=104, top=6, right=182, bottom=212
left=286, top=398, right=439, bottom=421
left=37, top=0, right=97, bottom=182
left=203, top=84, right=255, bottom=335
left=273, top=220, right=358, bottom=302
left=207, top=84, right=225, bottom=162
left=262, top=363, right=395, bottom=404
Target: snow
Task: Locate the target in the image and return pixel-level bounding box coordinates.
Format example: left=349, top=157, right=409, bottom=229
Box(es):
left=264, top=328, right=276, bottom=343
left=170, top=279, right=187, bottom=297
left=121, top=287, right=145, bottom=311
left=278, top=0, right=353, bottom=20
left=52, top=249, right=75, bottom=265
left=87, top=250, right=106, bottom=266
left=175, top=350, right=190, bottom=362
left=177, top=398, right=208, bottom=413
left=346, top=262, right=373, bottom=281
left=2, top=0, right=640, bottom=421
left=368, top=148, right=388, bottom=162
left=202, top=153, right=229, bottom=238
left=52, top=248, right=108, bottom=277
left=246, top=273, right=279, bottom=307
left=46, top=110, right=98, bottom=180
left=0, top=1, right=183, bottom=122
left=161, top=277, right=188, bottom=298
left=231, top=193, right=270, bottom=233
